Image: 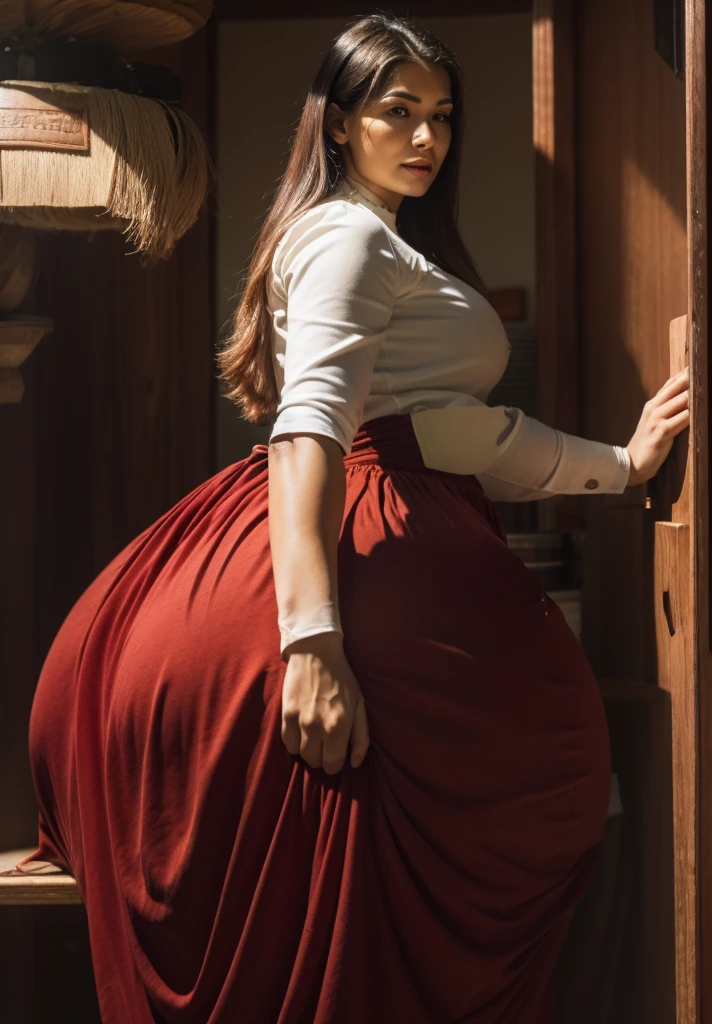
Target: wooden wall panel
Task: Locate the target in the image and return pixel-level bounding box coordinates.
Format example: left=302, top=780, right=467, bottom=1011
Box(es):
left=576, top=0, right=687, bottom=682
left=0, top=27, right=215, bottom=854
left=573, top=1, right=688, bottom=1020
left=0, top=26, right=215, bottom=1024
left=532, top=0, right=581, bottom=535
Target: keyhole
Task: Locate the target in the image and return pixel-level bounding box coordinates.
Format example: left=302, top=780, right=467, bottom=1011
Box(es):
left=662, top=589, right=675, bottom=637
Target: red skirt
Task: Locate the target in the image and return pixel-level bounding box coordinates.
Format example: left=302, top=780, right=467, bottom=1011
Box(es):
left=23, top=413, right=611, bottom=1024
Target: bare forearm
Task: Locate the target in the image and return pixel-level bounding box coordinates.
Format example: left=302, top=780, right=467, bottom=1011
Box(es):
left=268, top=433, right=346, bottom=659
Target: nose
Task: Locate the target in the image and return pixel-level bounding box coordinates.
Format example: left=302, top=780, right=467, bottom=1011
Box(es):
left=412, top=119, right=435, bottom=149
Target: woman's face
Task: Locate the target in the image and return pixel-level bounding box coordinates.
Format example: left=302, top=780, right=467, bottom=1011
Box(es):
left=326, top=62, right=454, bottom=213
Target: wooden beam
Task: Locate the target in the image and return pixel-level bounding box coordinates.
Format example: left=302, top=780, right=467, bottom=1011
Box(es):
left=214, top=0, right=532, bottom=18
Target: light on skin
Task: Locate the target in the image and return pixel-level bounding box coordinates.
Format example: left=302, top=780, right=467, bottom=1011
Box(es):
left=324, top=62, right=453, bottom=216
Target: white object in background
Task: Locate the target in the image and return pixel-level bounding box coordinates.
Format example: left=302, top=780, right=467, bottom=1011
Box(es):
left=608, top=772, right=623, bottom=818
left=546, top=589, right=582, bottom=640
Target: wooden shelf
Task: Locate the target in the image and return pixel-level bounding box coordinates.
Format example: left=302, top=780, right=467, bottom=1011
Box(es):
left=0, top=315, right=53, bottom=403
left=0, top=848, right=81, bottom=906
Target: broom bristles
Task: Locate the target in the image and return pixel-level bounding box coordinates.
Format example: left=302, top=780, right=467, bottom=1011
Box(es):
left=0, top=81, right=210, bottom=263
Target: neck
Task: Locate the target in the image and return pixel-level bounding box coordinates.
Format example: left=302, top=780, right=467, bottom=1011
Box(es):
left=345, top=170, right=403, bottom=215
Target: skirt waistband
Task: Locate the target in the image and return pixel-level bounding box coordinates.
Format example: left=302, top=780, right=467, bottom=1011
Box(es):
left=345, top=414, right=447, bottom=473
left=254, top=413, right=484, bottom=492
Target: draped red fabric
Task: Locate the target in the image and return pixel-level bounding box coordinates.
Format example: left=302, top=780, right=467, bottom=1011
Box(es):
left=23, top=413, right=610, bottom=1023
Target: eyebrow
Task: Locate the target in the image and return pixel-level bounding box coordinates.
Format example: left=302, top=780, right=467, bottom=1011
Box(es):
left=382, top=90, right=453, bottom=106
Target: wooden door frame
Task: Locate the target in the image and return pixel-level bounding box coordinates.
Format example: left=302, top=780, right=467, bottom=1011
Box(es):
left=689, top=0, right=710, bottom=1017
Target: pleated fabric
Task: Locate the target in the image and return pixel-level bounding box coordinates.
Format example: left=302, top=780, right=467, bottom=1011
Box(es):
left=23, top=413, right=611, bottom=1024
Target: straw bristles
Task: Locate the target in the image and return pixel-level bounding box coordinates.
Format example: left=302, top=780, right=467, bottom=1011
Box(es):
left=0, top=81, right=210, bottom=264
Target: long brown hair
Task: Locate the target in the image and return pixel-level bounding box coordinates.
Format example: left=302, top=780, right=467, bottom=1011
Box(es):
left=216, top=12, right=489, bottom=425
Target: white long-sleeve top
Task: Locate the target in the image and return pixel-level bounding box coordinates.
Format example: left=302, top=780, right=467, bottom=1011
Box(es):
left=267, top=173, right=630, bottom=654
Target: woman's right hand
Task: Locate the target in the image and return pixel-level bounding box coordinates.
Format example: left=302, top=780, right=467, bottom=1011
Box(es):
left=626, top=366, right=690, bottom=487
left=281, top=631, right=370, bottom=775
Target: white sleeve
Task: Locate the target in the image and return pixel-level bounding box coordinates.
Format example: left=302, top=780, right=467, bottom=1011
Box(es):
left=411, top=403, right=630, bottom=502
left=269, top=204, right=399, bottom=455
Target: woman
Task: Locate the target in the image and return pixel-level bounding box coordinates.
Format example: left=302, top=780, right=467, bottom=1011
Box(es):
left=21, top=13, right=689, bottom=1024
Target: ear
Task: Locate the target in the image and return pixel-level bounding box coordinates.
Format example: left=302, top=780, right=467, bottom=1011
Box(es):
left=324, top=102, right=349, bottom=145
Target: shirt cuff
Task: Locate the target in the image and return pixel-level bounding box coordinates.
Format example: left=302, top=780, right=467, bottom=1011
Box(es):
left=269, top=409, right=350, bottom=455
left=278, top=600, right=344, bottom=659
left=543, top=432, right=631, bottom=494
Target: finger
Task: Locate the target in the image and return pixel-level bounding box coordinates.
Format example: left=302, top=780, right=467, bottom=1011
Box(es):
left=281, top=714, right=302, bottom=756
left=666, top=408, right=691, bottom=435
left=658, top=367, right=690, bottom=399
left=322, top=731, right=348, bottom=775
left=349, top=697, right=370, bottom=768
left=300, top=734, right=323, bottom=770
left=659, top=389, right=690, bottom=417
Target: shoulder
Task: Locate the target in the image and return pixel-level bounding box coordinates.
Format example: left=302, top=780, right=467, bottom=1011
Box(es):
left=273, top=197, right=398, bottom=282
